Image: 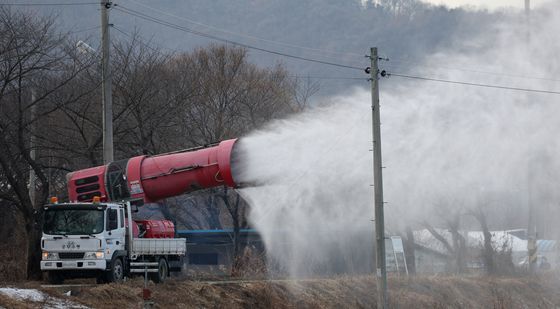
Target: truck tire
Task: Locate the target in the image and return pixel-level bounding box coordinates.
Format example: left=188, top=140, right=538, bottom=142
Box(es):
left=150, top=258, right=168, bottom=283
left=47, top=271, right=64, bottom=284
left=106, top=258, right=124, bottom=283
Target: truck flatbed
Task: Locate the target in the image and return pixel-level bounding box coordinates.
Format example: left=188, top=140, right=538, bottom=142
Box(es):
left=131, top=238, right=186, bottom=257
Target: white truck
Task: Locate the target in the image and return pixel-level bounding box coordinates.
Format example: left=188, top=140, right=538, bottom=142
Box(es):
left=40, top=199, right=186, bottom=284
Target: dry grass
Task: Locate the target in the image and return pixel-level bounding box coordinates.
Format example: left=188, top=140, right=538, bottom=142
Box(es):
left=2, top=274, right=560, bottom=308
left=0, top=293, right=35, bottom=309
left=389, top=275, right=560, bottom=308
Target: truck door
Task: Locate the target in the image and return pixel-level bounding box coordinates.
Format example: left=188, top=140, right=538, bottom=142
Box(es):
left=105, top=208, right=126, bottom=258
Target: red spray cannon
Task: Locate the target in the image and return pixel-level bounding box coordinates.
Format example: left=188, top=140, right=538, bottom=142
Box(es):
left=67, top=139, right=238, bottom=203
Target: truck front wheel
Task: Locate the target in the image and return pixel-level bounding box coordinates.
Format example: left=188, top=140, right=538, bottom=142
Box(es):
left=150, top=258, right=168, bottom=283
left=106, top=258, right=124, bottom=283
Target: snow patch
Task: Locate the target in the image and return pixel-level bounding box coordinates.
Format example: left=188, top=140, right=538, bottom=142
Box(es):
left=0, top=287, right=90, bottom=309
left=0, top=288, right=45, bottom=302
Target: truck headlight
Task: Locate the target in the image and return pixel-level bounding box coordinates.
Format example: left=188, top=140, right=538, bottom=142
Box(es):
left=84, top=251, right=104, bottom=259
left=42, top=252, right=59, bottom=260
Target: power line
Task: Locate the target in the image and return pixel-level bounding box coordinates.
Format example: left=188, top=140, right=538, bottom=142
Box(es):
left=115, top=5, right=364, bottom=71
left=112, top=25, right=176, bottom=53
left=68, top=25, right=101, bottom=35
left=115, top=26, right=366, bottom=84
left=113, top=5, right=365, bottom=71
left=291, top=75, right=367, bottom=81
left=122, top=0, right=364, bottom=60
left=112, top=25, right=169, bottom=53
left=0, top=2, right=97, bottom=6
left=389, top=72, right=560, bottom=95
left=114, top=26, right=367, bottom=85
left=386, top=59, right=560, bottom=84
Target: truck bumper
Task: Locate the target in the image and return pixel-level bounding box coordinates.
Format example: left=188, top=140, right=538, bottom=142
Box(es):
left=41, top=260, right=107, bottom=271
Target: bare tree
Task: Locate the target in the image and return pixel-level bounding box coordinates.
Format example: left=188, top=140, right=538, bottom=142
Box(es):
left=0, top=8, right=91, bottom=279
left=216, top=187, right=250, bottom=276
left=172, top=45, right=300, bottom=146
left=469, top=207, right=496, bottom=275
left=164, top=191, right=226, bottom=230
left=289, top=75, right=320, bottom=112
left=111, top=32, right=186, bottom=157
left=446, top=212, right=467, bottom=273
left=418, top=197, right=468, bottom=274
left=468, top=193, right=514, bottom=275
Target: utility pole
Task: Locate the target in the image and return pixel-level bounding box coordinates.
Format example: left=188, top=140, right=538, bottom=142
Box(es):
left=101, top=0, right=114, bottom=163
left=368, top=47, right=388, bottom=309
left=523, top=0, right=537, bottom=274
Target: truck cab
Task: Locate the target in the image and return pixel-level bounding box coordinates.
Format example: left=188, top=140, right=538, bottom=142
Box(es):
left=40, top=201, right=129, bottom=284
left=41, top=198, right=186, bottom=284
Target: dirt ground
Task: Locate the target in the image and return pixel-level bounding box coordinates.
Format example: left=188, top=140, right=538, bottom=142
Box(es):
left=1, top=274, right=559, bottom=308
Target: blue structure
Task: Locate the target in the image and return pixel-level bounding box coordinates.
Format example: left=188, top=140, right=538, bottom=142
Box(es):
left=175, top=228, right=263, bottom=276
left=176, top=228, right=261, bottom=244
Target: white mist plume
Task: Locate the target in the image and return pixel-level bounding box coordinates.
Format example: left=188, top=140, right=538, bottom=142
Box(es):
left=233, top=4, right=560, bottom=277
left=232, top=96, right=375, bottom=276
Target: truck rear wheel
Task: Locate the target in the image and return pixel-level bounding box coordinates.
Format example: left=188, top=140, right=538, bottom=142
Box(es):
left=106, top=258, right=124, bottom=283
left=150, top=258, right=168, bottom=283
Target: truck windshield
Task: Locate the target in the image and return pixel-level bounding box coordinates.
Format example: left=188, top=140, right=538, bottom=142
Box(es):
left=43, top=209, right=104, bottom=235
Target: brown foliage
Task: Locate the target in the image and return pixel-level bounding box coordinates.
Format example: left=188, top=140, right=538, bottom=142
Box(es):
left=0, top=275, right=555, bottom=308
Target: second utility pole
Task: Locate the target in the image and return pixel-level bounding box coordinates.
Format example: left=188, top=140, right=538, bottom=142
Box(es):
left=369, top=47, right=388, bottom=309
left=524, top=0, right=538, bottom=274
left=101, top=0, right=114, bottom=163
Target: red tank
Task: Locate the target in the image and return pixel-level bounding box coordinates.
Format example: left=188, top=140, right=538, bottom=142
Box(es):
left=66, top=139, right=238, bottom=203
left=125, top=220, right=140, bottom=238
left=135, top=220, right=175, bottom=238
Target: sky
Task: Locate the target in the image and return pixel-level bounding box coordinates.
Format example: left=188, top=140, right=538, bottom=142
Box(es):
left=420, top=0, right=548, bottom=10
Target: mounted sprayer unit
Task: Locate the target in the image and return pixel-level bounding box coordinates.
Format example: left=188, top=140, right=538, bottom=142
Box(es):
left=66, top=139, right=238, bottom=204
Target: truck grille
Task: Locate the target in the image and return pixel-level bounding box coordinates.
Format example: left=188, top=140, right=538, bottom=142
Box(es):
left=59, top=252, right=84, bottom=259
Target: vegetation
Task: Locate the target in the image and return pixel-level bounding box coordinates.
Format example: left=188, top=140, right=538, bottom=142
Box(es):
left=0, top=7, right=310, bottom=280
left=2, top=275, right=560, bottom=308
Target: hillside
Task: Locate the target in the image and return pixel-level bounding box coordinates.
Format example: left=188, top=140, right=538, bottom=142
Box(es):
left=16, top=0, right=502, bottom=95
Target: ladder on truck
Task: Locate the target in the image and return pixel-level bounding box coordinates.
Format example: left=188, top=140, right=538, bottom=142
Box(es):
left=130, top=261, right=160, bottom=275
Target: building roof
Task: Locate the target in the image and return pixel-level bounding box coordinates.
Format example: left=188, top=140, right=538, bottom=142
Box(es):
left=413, top=228, right=556, bottom=255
